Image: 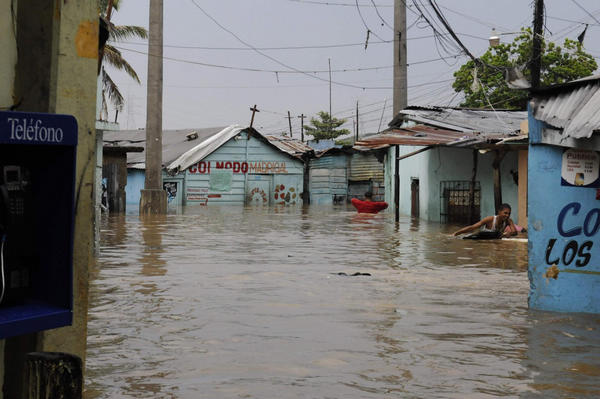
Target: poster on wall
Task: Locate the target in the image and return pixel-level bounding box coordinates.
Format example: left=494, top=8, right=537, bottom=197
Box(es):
left=163, top=182, right=178, bottom=203
left=210, top=169, right=233, bottom=192
left=561, top=149, right=600, bottom=188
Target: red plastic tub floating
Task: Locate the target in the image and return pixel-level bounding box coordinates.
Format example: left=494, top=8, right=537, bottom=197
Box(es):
left=351, top=198, right=388, bottom=214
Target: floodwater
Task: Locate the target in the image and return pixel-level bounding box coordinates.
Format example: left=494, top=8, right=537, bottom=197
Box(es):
left=86, top=205, right=600, bottom=398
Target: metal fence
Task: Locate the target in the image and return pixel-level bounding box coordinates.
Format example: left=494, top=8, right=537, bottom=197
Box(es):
left=440, top=180, right=481, bottom=224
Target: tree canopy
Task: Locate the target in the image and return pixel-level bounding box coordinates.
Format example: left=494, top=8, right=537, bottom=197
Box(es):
left=98, top=0, right=148, bottom=120
left=452, top=29, right=597, bottom=109
left=303, top=111, right=350, bottom=141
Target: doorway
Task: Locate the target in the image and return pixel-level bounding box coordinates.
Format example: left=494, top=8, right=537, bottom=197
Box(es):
left=411, top=178, right=419, bottom=218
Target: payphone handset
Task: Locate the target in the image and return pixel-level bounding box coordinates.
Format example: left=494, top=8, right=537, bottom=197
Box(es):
left=0, top=165, right=31, bottom=305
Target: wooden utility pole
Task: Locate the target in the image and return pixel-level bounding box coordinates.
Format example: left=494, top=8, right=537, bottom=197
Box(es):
left=140, top=0, right=167, bottom=214
left=298, top=113, right=305, bottom=142
left=393, top=0, right=408, bottom=115
left=531, top=0, right=544, bottom=89
left=249, top=104, right=259, bottom=128
left=355, top=101, right=359, bottom=141
left=286, top=111, right=293, bottom=137
left=328, top=58, right=333, bottom=136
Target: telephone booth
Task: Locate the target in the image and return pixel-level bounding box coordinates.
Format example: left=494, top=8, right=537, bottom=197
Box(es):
left=0, top=110, right=77, bottom=338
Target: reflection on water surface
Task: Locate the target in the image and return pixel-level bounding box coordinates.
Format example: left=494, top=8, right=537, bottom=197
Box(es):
left=86, top=205, right=600, bottom=398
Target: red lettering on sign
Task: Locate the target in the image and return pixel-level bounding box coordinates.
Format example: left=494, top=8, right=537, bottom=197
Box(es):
left=189, top=163, right=197, bottom=173
left=216, top=161, right=224, bottom=169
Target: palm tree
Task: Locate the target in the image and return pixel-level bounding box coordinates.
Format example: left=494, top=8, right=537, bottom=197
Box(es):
left=98, top=0, right=148, bottom=121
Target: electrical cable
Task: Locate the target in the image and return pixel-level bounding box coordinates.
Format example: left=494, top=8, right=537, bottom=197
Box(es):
left=355, top=0, right=387, bottom=42
left=188, top=0, right=393, bottom=90
left=570, top=0, right=600, bottom=25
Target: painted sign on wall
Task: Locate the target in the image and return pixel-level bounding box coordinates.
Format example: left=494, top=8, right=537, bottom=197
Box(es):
left=528, top=125, right=600, bottom=313
left=188, top=160, right=288, bottom=175
left=544, top=202, right=598, bottom=269
left=186, top=187, right=208, bottom=205
left=561, top=149, right=600, bottom=187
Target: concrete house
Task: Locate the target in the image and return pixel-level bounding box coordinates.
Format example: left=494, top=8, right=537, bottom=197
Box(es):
left=355, top=107, right=528, bottom=225
left=527, top=76, right=600, bottom=314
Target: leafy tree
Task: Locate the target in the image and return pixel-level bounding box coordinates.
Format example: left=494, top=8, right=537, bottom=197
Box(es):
left=98, top=0, right=148, bottom=119
left=453, top=29, right=597, bottom=109
left=303, top=111, right=350, bottom=140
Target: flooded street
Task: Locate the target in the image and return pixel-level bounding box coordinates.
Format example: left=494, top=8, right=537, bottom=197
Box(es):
left=86, top=206, right=600, bottom=398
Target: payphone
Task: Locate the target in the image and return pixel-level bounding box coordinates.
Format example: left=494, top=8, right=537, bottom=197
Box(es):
left=0, top=110, right=77, bottom=338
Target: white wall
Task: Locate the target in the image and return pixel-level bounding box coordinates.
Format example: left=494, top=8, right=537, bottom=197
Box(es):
left=386, top=145, right=520, bottom=223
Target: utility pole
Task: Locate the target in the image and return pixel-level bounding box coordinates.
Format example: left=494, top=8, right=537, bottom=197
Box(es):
left=286, top=111, right=293, bottom=138
left=393, top=0, right=408, bottom=115
left=355, top=101, right=359, bottom=142
left=297, top=113, right=305, bottom=142
left=393, top=0, right=407, bottom=222
left=531, top=0, right=544, bottom=89
left=140, top=0, right=167, bottom=214
left=328, top=58, right=332, bottom=137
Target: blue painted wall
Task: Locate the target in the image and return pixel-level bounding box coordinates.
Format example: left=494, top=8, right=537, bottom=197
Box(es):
left=126, top=131, right=304, bottom=206
left=528, top=116, right=600, bottom=313
left=126, top=169, right=145, bottom=205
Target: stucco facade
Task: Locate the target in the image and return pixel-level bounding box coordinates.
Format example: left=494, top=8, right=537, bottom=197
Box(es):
left=1, top=1, right=98, bottom=396
left=385, top=145, right=521, bottom=224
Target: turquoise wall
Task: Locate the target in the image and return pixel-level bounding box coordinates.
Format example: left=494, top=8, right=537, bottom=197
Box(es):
left=126, top=169, right=145, bottom=205
left=126, top=132, right=304, bottom=206
left=528, top=115, right=600, bottom=313
left=385, top=145, right=519, bottom=222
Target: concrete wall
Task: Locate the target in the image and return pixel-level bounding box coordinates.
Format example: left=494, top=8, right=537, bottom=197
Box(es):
left=1, top=1, right=98, bottom=397
left=0, top=0, right=17, bottom=109
left=528, top=115, right=600, bottom=313
left=385, top=145, right=520, bottom=223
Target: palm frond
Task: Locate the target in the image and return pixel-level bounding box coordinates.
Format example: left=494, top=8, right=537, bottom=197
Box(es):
left=101, top=68, right=124, bottom=111
left=103, top=44, right=141, bottom=83
left=109, top=24, right=148, bottom=41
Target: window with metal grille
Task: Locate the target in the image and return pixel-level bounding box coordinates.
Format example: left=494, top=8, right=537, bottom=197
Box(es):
left=440, top=181, right=480, bottom=224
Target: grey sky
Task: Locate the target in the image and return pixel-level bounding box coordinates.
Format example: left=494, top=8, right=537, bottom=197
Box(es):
left=107, top=0, right=600, bottom=136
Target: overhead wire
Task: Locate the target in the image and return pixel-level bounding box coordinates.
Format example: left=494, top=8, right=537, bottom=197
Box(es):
left=187, top=0, right=390, bottom=90
left=355, top=0, right=387, bottom=42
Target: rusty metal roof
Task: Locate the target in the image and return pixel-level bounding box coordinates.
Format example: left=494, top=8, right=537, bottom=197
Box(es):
left=353, top=125, right=495, bottom=150
left=531, top=76, right=600, bottom=139
left=263, top=135, right=314, bottom=158
left=390, top=106, right=526, bottom=135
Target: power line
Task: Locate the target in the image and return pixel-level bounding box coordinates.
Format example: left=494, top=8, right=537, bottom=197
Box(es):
left=187, top=0, right=391, bottom=90
left=570, top=0, right=600, bottom=25
left=116, top=45, right=462, bottom=74
left=355, top=0, right=387, bottom=42
left=284, top=0, right=392, bottom=7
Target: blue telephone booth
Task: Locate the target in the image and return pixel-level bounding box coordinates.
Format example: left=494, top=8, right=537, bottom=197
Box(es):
left=0, top=111, right=77, bottom=338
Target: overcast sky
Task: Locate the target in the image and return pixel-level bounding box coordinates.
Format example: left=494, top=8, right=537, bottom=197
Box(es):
left=106, top=0, right=600, bottom=137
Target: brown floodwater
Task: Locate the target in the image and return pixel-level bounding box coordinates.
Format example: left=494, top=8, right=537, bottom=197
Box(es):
left=85, top=205, right=600, bottom=398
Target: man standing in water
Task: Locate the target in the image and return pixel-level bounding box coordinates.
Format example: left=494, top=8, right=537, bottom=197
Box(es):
left=453, top=203, right=517, bottom=238
left=351, top=191, right=388, bottom=214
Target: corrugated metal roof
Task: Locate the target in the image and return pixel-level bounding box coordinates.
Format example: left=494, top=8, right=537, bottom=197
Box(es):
left=263, top=135, right=314, bottom=157
left=390, top=106, right=526, bottom=135
left=103, top=126, right=227, bottom=168
left=353, top=125, right=485, bottom=149
left=104, top=126, right=314, bottom=172
left=349, top=153, right=383, bottom=182
left=531, top=79, right=600, bottom=139
left=167, top=125, right=246, bottom=175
